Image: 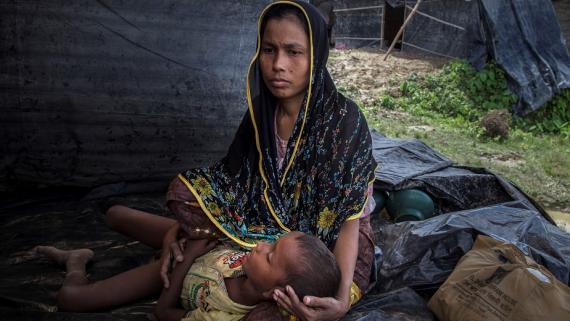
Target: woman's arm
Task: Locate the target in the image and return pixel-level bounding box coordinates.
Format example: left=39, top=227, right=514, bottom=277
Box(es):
left=155, top=239, right=217, bottom=321
left=332, top=218, right=359, bottom=309
left=274, top=219, right=360, bottom=321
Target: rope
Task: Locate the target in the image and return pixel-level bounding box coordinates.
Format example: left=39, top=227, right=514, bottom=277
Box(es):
left=405, top=5, right=466, bottom=31
left=334, top=5, right=383, bottom=13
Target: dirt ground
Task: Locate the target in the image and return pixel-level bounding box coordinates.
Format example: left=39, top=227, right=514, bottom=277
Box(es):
left=329, top=0, right=570, bottom=100
left=327, top=48, right=570, bottom=232
left=328, top=49, right=448, bottom=106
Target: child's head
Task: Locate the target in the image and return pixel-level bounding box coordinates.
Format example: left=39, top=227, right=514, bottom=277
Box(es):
left=242, top=231, right=341, bottom=300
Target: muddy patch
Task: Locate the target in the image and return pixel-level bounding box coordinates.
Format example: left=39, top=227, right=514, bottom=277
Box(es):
left=408, top=125, right=435, bottom=132
left=479, top=152, right=524, bottom=168
left=328, top=49, right=447, bottom=105
left=548, top=210, right=570, bottom=233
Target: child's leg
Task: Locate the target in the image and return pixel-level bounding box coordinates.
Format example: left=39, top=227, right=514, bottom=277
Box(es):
left=104, top=175, right=219, bottom=248
left=35, top=246, right=162, bottom=312
left=35, top=246, right=94, bottom=287
left=105, top=205, right=176, bottom=249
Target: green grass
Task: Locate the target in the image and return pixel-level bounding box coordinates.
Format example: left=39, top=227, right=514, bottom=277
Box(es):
left=337, top=62, right=570, bottom=212
left=362, top=107, right=570, bottom=211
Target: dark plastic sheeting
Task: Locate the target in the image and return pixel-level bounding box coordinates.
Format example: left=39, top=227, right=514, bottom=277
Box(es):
left=0, top=193, right=164, bottom=320
left=3, top=0, right=568, bottom=190
left=371, top=130, right=530, bottom=215
left=0, top=0, right=269, bottom=187
left=2, top=131, right=569, bottom=320
left=375, top=204, right=570, bottom=294
left=330, top=0, right=383, bottom=48
left=371, top=130, right=454, bottom=190
left=400, top=0, right=480, bottom=59
left=343, top=287, right=435, bottom=321
left=362, top=130, right=570, bottom=317
left=479, top=0, right=570, bottom=115
left=369, top=130, right=570, bottom=293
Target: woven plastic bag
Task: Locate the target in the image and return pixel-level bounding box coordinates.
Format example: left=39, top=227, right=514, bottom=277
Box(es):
left=428, top=235, right=570, bottom=321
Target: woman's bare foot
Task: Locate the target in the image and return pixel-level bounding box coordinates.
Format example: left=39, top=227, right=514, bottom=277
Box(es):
left=34, top=246, right=94, bottom=274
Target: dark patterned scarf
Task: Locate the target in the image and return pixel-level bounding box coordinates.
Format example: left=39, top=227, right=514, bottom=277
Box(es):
left=180, top=0, right=376, bottom=249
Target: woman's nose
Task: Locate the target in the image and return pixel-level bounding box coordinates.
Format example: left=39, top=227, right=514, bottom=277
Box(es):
left=272, top=52, right=287, bottom=72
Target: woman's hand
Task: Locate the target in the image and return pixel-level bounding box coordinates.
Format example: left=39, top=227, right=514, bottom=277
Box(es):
left=160, top=223, right=186, bottom=288
left=274, top=286, right=349, bottom=321
left=183, top=238, right=218, bottom=259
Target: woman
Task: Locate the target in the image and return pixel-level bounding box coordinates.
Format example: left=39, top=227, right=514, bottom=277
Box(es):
left=108, top=1, right=376, bottom=320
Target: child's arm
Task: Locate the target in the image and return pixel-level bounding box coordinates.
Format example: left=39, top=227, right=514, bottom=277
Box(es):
left=154, top=239, right=218, bottom=321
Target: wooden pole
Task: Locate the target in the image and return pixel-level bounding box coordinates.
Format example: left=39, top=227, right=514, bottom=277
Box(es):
left=383, top=0, right=423, bottom=61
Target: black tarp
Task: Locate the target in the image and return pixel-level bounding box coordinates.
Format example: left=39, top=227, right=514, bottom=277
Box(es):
left=391, top=0, right=480, bottom=59
left=1, top=0, right=569, bottom=319
left=3, top=0, right=568, bottom=189
left=1, top=131, right=569, bottom=320
left=371, top=130, right=536, bottom=216
left=343, top=287, right=435, bottom=321
left=329, top=0, right=383, bottom=48
left=374, top=204, right=570, bottom=294
left=0, top=0, right=270, bottom=188
left=479, top=0, right=570, bottom=115
left=385, top=0, right=570, bottom=115
left=368, top=130, right=569, bottom=288
left=345, top=131, right=570, bottom=318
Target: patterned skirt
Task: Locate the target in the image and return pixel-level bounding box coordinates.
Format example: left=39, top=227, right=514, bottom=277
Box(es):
left=166, top=176, right=375, bottom=293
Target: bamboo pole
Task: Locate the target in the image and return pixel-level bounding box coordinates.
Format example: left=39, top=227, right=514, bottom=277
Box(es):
left=383, top=0, right=423, bottom=61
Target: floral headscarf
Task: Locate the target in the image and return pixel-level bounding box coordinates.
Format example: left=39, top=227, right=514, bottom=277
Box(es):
left=179, top=0, right=376, bottom=249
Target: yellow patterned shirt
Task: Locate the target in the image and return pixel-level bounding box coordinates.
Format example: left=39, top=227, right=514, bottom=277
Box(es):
left=180, top=246, right=256, bottom=321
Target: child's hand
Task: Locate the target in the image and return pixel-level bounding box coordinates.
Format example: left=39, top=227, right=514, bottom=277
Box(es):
left=183, top=239, right=218, bottom=259
left=160, top=223, right=184, bottom=288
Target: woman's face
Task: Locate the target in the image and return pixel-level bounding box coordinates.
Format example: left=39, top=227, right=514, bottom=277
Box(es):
left=259, top=15, right=310, bottom=104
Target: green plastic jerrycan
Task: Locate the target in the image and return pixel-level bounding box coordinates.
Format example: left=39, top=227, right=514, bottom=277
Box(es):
left=371, top=189, right=387, bottom=215
left=386, top=189, right=435, bottom=223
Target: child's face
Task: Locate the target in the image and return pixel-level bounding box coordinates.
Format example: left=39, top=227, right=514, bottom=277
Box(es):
left=242, top=232, right=302, bottom=293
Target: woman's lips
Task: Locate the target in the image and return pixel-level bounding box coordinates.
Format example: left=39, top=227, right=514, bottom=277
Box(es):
left=270, top=79, right=289, bottom=88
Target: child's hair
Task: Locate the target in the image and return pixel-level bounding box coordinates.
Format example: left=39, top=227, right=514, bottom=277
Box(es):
left=285, top=233, right=341, bottom=300
left=260, top=3, right=310, bottom=37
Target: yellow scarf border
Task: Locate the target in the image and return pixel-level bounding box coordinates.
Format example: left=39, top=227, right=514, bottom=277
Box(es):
left=245, top=0, right=314, bottom=232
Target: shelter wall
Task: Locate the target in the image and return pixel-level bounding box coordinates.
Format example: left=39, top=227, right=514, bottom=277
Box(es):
left=330, top=0, right=383, bottom=48
left=401, top=0, right=479, bottom=59
left=0, top=0, right=270, bottom=188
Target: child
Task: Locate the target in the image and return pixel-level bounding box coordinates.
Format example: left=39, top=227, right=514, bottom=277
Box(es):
left=35, top=231, right=341, bottom=321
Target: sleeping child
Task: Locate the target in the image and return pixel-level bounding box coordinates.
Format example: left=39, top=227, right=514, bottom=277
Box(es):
left=35, top=231, right=341, bottom=321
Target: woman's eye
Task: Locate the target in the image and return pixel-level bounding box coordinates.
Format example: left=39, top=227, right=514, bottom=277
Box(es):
left=262, top=47, right=273, bottom=54
left=289, top=50, right=300, bottom=56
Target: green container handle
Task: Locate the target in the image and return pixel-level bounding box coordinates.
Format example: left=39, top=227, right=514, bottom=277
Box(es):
left=386, top=189, right=435, bottom=223
left=371, top=189, right=387, bottom=215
